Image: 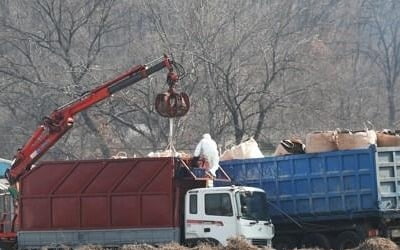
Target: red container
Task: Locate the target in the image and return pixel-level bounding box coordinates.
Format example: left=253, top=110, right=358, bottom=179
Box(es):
left=19, top=157, right=203, bottom=231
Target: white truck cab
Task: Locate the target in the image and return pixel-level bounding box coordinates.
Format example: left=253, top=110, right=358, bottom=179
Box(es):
left=184, top=185, right=274, bottom=247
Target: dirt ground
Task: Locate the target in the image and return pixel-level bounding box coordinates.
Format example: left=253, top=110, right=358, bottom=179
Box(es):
left=71, top=237, right=399, bottom=250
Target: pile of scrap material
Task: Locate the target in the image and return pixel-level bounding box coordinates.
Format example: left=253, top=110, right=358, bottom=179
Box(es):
left=147, top=149, right=192, bottom=159
left=305, top=129, right=377, bottom=153
left=376, top=129, right=400, bottom=147
left=111, top=151, right=129, bottom=159
left=274, top=138, right=305, bottom=156
left=335, top=129, right=377, bottom=150
left=220, top=138, right=264, bottom=161
left=274, top=128, right=400, bottom=155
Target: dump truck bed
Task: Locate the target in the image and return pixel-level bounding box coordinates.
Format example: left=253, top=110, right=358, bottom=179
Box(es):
left=220, top=146, right=400, bottom=223
left=17, top=157, right=205, bottom=248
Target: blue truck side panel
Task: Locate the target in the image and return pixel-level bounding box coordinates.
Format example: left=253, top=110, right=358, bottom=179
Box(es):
left=220, top=146, right=390, bottom=223
left=375, top=147, right=400, bottom=211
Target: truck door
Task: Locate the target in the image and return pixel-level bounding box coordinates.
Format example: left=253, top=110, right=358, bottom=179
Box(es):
left=185, top=192, right=203, bottom=242
left=185, top=191, right=238, bottom=245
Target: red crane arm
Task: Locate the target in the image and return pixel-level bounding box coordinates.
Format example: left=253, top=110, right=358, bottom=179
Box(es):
left=6, top=55, right=175, bottom=184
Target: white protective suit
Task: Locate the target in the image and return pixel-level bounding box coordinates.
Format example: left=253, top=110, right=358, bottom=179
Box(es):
left=194, top=134, right=220, bottom=177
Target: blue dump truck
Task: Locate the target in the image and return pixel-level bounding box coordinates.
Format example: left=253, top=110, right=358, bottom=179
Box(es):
left=219, top=146, right=400, bottom=250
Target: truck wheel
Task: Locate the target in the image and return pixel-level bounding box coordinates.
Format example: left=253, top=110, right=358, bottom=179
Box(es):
left=273, top=236, right=297, bottom=250
left=301, top=233, right=331, bottom=249
left=185, top=238, right=219, bottom=247
left=336, top=231, right=362, bottom=250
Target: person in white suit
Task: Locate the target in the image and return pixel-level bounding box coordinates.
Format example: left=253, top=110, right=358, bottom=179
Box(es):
left=192, top=133, right=220, bottom=177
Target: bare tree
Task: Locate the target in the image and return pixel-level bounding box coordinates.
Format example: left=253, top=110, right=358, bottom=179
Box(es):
left=161, top=1, right=339, bottom=145
left=0, top=0, right=130, bottom=159
left=0, top=0, right=393, bottom=159
left=360, top=0, right=400, bottom=127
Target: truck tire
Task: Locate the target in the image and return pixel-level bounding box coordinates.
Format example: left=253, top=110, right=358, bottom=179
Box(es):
left=336, top=231, right=362, bottom=250
left=301, top=233, right=331, bottom=249
left=273, top=236, right=298, bottom=250
left=185, top=238, right=220, bottom=247
left=0, top=241, right=17, bottom=250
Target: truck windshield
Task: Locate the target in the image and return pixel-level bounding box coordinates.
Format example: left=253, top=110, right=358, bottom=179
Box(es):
left=236, top=191, right=270, bottom=221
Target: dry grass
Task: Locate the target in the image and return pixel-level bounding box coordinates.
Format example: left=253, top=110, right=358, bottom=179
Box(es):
left=41, top=244, right=75, bottom=250
left=76, top=245, right=108, bottom=250
left=191, top=243, right=219, bottom=250
left=63, top=236, right=400, bottom=250
left=223, top=237, right=259, bottom=250
left=73, top=237, right=270, bottom=250
left=353, top=237, right=399, bottom=250
left=157, top=242, right=188, bottom=250
left=121, top=244, right=156, bottom=250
